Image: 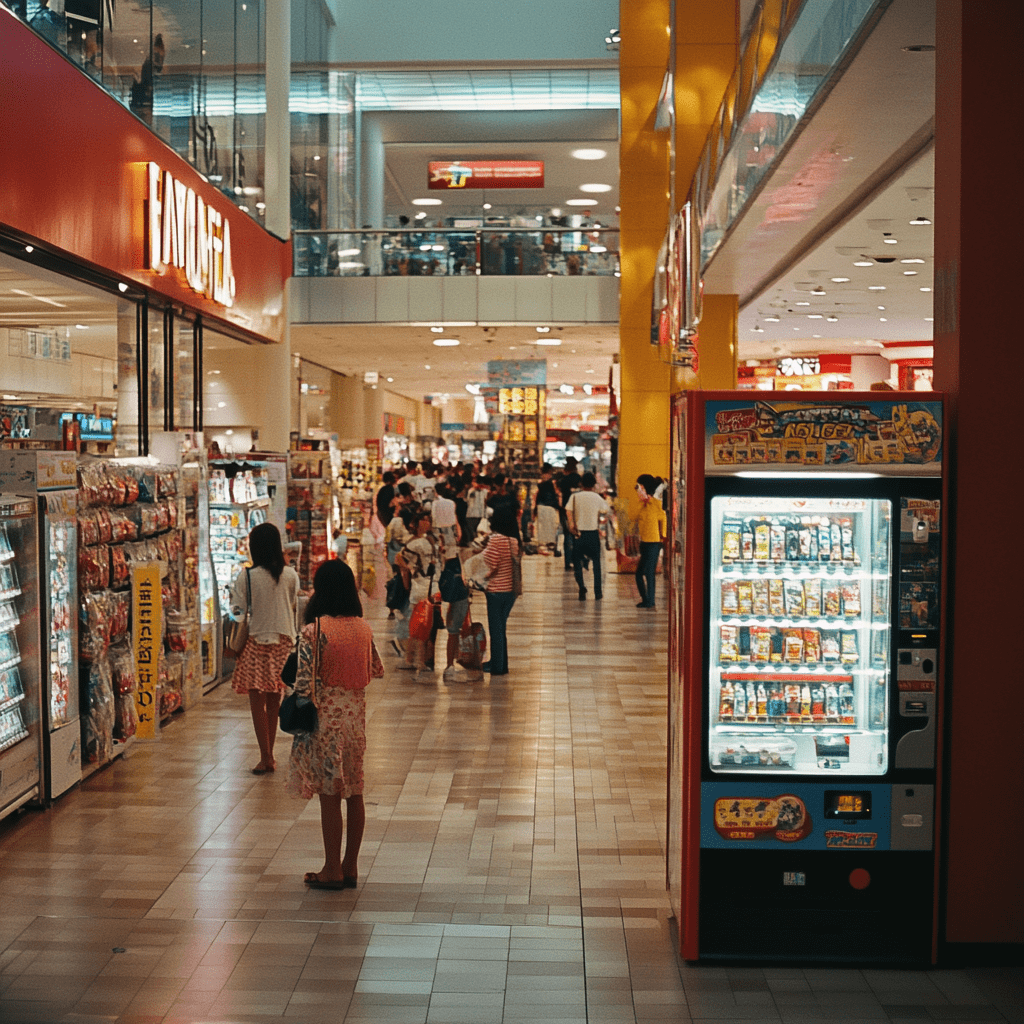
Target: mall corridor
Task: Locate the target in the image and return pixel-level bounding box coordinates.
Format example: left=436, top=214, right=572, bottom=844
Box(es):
left=0, top=555, right=1020, bottom=1024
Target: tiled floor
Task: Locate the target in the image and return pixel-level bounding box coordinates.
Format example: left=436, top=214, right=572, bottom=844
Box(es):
left=0, top=554, right=1020, bottom=1023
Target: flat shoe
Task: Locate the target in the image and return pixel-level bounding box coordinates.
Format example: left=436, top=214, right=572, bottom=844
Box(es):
left=251, top=765, right=274, bottom=775
left=305, top=878, right=350, bottom=890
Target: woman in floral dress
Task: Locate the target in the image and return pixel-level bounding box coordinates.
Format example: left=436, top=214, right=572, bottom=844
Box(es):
left=285, top=560, right=383, bottom=890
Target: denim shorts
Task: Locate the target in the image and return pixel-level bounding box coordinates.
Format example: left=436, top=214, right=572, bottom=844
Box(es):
left=445, top=597, right=470, bottom=634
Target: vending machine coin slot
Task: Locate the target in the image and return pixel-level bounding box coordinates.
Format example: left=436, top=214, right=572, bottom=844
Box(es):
left=895, top=648, right=936, bottom=768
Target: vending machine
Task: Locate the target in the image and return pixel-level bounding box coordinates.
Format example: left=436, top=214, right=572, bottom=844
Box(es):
left=668, top=392, right=944, bottom=963
left=0, top=452, right=81, bottom=801
left=0, top=497, right=44, bottom=822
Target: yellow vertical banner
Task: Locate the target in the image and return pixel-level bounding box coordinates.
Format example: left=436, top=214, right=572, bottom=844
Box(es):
left=132, top=562, right=163, bottom=740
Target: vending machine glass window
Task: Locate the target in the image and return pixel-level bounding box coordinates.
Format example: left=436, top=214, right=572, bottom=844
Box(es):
left=709, top=496, right=891, bottom=776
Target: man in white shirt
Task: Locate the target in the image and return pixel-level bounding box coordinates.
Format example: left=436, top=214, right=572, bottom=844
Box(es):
left=564, top=471, right=610, bottom=601
left=430, top=483, right=461, bottom=553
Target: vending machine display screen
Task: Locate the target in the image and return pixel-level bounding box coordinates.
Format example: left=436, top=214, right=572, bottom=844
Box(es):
left=708, top=496, right=892, bottom=776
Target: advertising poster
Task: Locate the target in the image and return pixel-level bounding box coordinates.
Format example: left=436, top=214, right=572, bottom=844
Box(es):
left=704, top=399, right=942, bottom=474
left=132, top=562, right=162, bottom=740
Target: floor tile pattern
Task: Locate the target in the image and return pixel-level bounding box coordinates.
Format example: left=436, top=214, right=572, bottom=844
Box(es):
left=0, top=554, right=1019, bottom=1023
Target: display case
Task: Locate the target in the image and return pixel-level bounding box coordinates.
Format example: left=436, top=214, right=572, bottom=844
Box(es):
left=0, top=499, right=44, bottom=821
left=208, top=497, right=269, bottom=607
left=287, top=449, right=333, bottom=588
left=709, top=496, right=891, bottom=775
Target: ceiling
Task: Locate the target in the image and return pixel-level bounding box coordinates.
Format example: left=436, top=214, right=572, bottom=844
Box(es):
left=2, top=0, right=938, bottom=420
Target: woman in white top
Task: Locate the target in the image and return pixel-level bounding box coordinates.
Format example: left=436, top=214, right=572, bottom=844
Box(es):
left=230, top=523, right=300, bottom=774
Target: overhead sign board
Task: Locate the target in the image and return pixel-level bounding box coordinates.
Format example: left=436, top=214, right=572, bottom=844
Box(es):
left=428, top=160, right=545, bottom=190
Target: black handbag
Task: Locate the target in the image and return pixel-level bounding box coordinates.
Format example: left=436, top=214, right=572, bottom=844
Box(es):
left=279, top=620, right=319, bottom=735
left=385, top=570, right=409, bottom=610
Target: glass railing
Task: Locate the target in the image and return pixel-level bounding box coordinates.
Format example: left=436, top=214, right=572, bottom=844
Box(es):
left=292, top=228, right=621, bottom=278
left=693, top=0, right=881, bottom=268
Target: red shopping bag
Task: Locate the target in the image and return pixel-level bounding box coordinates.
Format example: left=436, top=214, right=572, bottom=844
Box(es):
left=409, top=598, right=434, bottom=642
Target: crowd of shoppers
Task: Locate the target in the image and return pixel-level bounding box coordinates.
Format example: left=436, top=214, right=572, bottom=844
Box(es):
left=226, top=457, right=666, bottom=889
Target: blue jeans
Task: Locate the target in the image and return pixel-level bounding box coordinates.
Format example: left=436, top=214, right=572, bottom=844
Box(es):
left=636, top=541, right=661, bottom=607
left=485, top=590, right=516, bottom=674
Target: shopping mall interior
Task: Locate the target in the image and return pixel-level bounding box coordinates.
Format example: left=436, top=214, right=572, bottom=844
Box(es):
left=0, top=0, right=1021, bottom=1021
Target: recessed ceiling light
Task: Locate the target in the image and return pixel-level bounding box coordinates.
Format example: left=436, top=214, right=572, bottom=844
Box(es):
left=854, top=260, right=873, bottom=267
left=430, top=326, right=444, bottom=333
left=903, top=271, right=918, bottom=276
left=901, top=258, right=926, bottom=264
left=831, top=277, right=850, bottom=283
left=482, top=203, right=492, bottom=210
left=572, top=149, right=607, bottom=160
left=74, top=324, right=89, bottom=330
left=826, top=316, right=839, bottom=322
left=412, top=198, right=443, bottom=205
left=883, top=238, right=899, bottom=244
left=217, top=401, right=226, bottom=408
left=536, top=326, right=551, bottom=333
left=877, top=306, right=886, bottom=311
left=920, top=287, right=932, bottom=292
left=536, top=338, right=562, bottom=346
left=909, top=216, right=932, bottom=225
left=808, top=314, right=823, bottom=319
left=24, top=245, right=34, bottom=254
left=879, top=318, right=888, bottom=322
left=924, top=317, right=934, bottom=322
left=118, top=282, right=129, bottom=293
left=579, top=183, right=612, bottom=193
left=425, top=364, right=431, bottom=369
left=433, top=338, right=459, bottom=347
left=796, top=301, right=810, bottom=306
left=566, top=199, right=596, bottom=206
left=868, top=285, right=886, bottom=291
left=764, top=316, right=780, bottom=322
left=386, top=377, right=394, bottom=382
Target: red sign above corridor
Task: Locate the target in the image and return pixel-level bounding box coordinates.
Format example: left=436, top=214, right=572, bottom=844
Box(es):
left=428, top=160, right=545, bottom=190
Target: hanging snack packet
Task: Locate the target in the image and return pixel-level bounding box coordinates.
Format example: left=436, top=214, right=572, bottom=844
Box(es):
left=721, top=580, right=739, bottom=615
left=769, top=578, right=786, bottom=617
left=737, top=580, right=754, bottom=616
left=823, top=581, right=842, bottom=617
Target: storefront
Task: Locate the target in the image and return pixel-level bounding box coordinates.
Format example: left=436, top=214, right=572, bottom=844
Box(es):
left=0, top=15, right=290, bottom=819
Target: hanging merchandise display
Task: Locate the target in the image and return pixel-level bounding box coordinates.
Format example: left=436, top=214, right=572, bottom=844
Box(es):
left=287, top=449, right=334, bottom=589
left=152, top=433, right=220, bottom=694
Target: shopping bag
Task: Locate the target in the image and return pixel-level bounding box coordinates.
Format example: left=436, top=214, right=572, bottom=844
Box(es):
left=385, top=571, right=409, bottom=610
left=457, top=613, right=486, bottom=670
left=408, top=597, right=434, bottom=642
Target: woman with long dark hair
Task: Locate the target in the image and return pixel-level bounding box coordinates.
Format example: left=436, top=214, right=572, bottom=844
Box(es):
left=481, top=504, right=520, bottom=677
left=229, top=522, right=299, bottom=774
left=285, top=560, right=383, bottom=889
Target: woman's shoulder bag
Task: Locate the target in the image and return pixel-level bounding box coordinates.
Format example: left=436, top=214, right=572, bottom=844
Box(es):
left=279, top=619, right=320, bottom=735
left=224, top=568, right=251, bottom=657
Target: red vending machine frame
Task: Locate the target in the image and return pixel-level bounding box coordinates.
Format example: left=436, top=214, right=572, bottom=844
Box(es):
left=668, top=391, right=947, bottom=964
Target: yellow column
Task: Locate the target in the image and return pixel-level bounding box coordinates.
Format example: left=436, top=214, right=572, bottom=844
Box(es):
left=618, top=0, right=672, bottom=493
left=618, top=1, right=739, bottom=495
left=690, top=293, right=737, bottom=390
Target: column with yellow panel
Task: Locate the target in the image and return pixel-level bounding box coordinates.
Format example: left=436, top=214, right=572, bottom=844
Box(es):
left=673, top=2, right=739, bottom=394
left=618, top=0, right=673, bottom=497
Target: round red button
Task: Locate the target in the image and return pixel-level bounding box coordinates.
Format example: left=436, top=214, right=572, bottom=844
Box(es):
left=849, top=868, right=871, bottom=890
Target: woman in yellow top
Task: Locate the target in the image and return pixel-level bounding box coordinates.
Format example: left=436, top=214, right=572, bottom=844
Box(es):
left=635, top=474, right=667, bottom=609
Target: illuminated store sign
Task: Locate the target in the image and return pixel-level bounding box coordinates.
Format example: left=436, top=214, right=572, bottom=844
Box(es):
left=428, top=160, right=545, bottom=189
left=145, top=163, right=235, bottom=307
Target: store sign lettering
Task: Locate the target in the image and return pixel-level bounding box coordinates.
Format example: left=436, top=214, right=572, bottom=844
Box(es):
left=146, top=163, right=236, bottom=308
left=824, top=830, right=878, bottom=849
